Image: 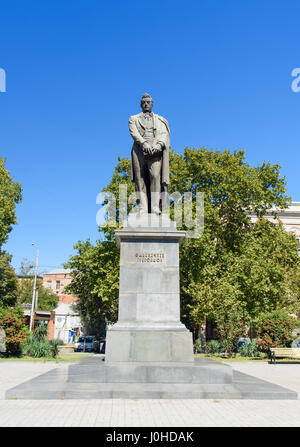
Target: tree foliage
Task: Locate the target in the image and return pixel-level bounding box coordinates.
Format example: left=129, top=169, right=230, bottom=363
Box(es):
left=19, top=258, right=35, bottom=276
left=175, top=149, right=299, bottom=353
left=16, top=259, right=59, bottom=311
left=0, top=155, right=22, bottom=247
left=17, top=278, right=59, bottom=311
left=0, top=251, right=19, bottom=307
left=0, top=306, right=28, bottom=355
left=254, top=310, right=298, bottom=352
left=0, top=155, right=22, bottom=306
left=65, top=148, right=300, bottom=347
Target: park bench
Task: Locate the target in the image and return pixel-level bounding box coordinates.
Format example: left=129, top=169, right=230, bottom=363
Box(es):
left=269, top=348, right=300, bottom=364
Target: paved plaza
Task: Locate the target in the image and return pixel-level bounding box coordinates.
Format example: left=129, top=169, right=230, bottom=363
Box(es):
left=0, top=358, right=300, bottom=427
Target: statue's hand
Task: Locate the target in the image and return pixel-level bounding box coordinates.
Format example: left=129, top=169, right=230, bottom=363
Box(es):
left=152, top=144, right=162, bottom=154
left=142, top=142, right=151, bottom=155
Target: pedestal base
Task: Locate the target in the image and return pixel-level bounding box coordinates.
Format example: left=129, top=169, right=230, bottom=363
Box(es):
left=99, top=359, right=232, bottom=384
left=105, top=328, right=194, bottom=363
left=6, top=356, right=298, bottom=400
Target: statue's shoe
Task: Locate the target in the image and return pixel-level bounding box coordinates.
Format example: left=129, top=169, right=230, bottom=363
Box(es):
left=152, top=207, right=161, bottom=215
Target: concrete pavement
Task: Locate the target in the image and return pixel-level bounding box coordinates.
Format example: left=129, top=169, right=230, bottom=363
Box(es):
left=228, top=361, right=300, bottom=397
left=0, top=358, right=300, bottom=427
left=0, top=398, right=300, bottom=427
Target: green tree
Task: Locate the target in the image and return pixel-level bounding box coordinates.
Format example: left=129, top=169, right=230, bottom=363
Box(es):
left=19, top=258, right=35, bottom=276
left=0, top=155, right=22, bottom=247
left=65, top=148, right=300, bottom=352
left=0, top=251, right=19, bottom=307
left=175, top=149, right=299, bottom=353
left=184, top=218, right=300, bottom=334
left=17, top=278, right=59, bottom=311
left=0, top=155, right=22, bottom=306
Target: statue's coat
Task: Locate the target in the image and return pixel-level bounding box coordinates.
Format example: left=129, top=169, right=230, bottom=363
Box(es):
left=129, top=112, right=170, bottom=189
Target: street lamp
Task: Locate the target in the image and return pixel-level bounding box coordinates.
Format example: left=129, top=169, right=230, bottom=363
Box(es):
left=29, top=243, right=39, bottom=332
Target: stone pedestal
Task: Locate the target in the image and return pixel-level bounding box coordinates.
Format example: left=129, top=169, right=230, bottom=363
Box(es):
left=105, top=213, right=194, bottom=365
left=102, top=213, right=234, bottom=389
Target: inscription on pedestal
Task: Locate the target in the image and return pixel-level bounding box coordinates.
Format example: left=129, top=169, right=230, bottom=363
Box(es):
left=135, top=253, right=165, bottom=263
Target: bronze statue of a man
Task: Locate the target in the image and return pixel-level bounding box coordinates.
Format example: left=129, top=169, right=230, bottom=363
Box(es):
left=129, top=93, right=170, bottom=215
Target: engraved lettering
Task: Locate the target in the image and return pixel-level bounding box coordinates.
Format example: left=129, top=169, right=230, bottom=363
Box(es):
left=135, top=252, right=166, bottom=262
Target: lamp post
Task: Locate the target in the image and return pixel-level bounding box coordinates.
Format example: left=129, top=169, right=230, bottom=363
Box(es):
left=29, top=243, right=39, bottom=332
left=35, top=284, right=39, bottom=311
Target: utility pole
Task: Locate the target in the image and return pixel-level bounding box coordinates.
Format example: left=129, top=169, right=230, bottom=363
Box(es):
left=29, top=243, right=39, bottom=332
left=35, top=284, right=39, bottom=311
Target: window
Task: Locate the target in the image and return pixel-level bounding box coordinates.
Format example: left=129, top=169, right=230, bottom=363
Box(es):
left=47, top=281, right=52, bottom=289
left=56, top=281, right=60, bottom=291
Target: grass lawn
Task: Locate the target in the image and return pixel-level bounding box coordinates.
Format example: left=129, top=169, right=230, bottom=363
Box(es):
left=2, top=352, right=299, bottom=364
left=0, top=353, right=93, bottom=363
left=195, top=353, right=269, bottom=362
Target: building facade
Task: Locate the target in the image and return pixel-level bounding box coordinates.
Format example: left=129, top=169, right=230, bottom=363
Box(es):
left=42, top=269, right=82, bottom=343
left=249, top=201, right=300, bottom=254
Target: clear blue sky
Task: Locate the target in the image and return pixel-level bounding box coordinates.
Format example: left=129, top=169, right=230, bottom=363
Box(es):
left=0, top=0, right=299, bottom=273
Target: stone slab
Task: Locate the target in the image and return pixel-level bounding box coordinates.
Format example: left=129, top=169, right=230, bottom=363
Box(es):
left=105, top=329, right=194, bottom=363
left=64, top=358, right=232, bottom=384
left=5, top=356, right=298, bottom=400
left=122, top=213, right=177, bottom=231
left=116, top=235, right=182, bottom=326
left=116, top=214, right=185, bottom=247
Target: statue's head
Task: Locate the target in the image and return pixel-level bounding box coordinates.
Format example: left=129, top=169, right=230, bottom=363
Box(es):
left=140, top=93, right=153, bottom=113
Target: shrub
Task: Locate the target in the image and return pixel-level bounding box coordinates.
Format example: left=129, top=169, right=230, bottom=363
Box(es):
left=0, top=306, right=28, bottom=355
left=220, top=338, right=240, bottom=356
left=49, top=339, right=61, bottom=358
left=255, top=310, right=297, bottom=352
left=238, top=339, right=261, bottom=357
left=206, top=340, right=222, bottom=354
left=22, top=334, right=51, bottom=357
left=194, top=338, right=205, bottom=353
left=22, top=325, right=59, bottom=358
